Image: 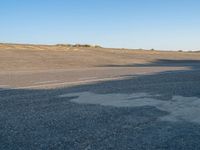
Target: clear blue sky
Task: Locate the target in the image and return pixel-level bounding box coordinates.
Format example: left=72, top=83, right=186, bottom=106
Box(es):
left=1, top=0, right=200, bottom=50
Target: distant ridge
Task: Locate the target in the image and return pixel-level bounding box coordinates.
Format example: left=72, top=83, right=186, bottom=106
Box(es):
left=0, top=43, right=199, bottom=52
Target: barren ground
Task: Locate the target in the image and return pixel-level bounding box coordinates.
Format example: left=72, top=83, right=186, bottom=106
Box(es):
left=1, top=43, right=200, bottom=72
left=1, top=43, right=200, bottom=149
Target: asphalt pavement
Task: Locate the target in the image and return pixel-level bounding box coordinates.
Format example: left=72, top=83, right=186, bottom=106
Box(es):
left=1, top=60, right=200, bottom=150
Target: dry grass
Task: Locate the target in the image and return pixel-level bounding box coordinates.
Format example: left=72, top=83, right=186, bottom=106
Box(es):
left=0, top=43, right=200, bottom=72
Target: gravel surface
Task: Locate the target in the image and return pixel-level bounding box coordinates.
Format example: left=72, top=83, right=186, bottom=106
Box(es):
left=1, top=60, right=200, bottom=149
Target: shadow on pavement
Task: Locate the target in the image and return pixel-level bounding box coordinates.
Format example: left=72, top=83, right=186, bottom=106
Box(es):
left=101, top=59, right=200, bottom=68
left=60, top=59, right=200, bottom=100
left=1, top=59, right=200, bottom=149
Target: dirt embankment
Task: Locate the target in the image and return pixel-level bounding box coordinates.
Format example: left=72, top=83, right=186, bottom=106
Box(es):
left=0, top=43, right=200, bottom=72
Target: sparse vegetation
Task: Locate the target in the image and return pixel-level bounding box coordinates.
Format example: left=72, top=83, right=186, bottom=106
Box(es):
left=56, top=44, right=73, bottom=47
left=1, top=43, right=200, bottom=72
left=56, top=44, right=102, bottom=48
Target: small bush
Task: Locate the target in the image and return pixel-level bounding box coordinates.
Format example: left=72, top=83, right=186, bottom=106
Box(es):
left=56, top=44, right=73, bottom=47
left=56, top=44, right=102, bottom=48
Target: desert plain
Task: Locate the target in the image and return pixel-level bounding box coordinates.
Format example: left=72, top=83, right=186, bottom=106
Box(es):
left=1, top=43, right=200, bottom=149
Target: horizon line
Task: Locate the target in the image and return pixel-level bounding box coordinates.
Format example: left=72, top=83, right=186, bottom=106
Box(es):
left=0, top=42, right=199, bottom=52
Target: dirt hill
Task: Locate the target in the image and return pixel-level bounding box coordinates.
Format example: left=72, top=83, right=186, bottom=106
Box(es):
left=0, top=43, right=200, bottom=72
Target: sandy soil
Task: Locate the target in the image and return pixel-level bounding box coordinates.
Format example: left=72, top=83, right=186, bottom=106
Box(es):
left=1, top=43, right=200, bottom=72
